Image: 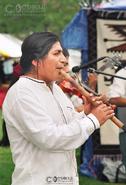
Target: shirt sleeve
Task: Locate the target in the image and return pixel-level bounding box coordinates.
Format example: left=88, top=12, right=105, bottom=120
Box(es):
left=107, top=70, right=126, bottom=98
left=7, top=94, right=100, bottom=151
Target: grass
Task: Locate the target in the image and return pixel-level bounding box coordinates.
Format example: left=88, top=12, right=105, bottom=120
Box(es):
left=0, top=147, right=14, bottom=185
left=0, top=110, right=125, bottom=185
left=0, top=110, right=14, bottom=185
left=0, top=147, right=125, bottom=185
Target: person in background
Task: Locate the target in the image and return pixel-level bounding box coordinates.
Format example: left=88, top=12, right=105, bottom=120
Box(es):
left=3, top=58, right=14, bottom=83
left=0, top=63, right=22, bottom=146
left=79, top=72, right=98, bottom=178
left=3, top=32, right=114, bottom=185
left=59, top=48, right=84, bottom=112
left=108, top=66, right=126, bottom=169
left=59, top=48, right=104, bottom=178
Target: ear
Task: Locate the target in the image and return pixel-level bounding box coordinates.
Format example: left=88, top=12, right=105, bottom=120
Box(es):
left=32, top=60, right=38, bottom=67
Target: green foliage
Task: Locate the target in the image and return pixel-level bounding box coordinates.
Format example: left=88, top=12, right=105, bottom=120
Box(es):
left=0, top=0, right=79, bottom=37
left=0, top=0, right=105, bottom=38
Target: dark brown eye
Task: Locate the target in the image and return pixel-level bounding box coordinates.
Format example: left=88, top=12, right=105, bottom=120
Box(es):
left=54, top=50, right=62, bottom=55
left=54, top=52, right=59, bottom=55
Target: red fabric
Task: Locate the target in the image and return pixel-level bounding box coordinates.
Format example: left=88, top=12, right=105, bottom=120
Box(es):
left=13, top=64, right=22, bottom=78
left=0, top=64, right=22, bottom=109
left=0, top=87, right=8, bottom=108
left=0, top=64, right=22, bottom=108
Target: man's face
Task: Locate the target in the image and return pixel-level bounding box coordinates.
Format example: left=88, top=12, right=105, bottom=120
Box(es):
left=37, top=41, right=67, bottom=83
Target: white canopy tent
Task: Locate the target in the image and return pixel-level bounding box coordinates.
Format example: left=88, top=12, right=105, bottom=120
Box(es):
left=0, top=33, right=22, bottom=58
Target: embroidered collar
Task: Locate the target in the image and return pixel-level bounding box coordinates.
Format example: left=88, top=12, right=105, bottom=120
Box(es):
left=20, top=76, right=45, bottom=84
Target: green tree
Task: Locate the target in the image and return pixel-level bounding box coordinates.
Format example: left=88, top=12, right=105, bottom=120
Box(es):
left=0, top=0, right=80, bottom=37
left=0, top=0, right=103, bottom=37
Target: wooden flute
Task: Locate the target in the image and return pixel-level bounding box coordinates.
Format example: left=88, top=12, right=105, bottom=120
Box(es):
left=61, top=70, right=126, bottom=132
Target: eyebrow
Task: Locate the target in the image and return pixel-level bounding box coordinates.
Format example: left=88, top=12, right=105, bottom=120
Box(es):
left=52, top=48, right=63, bottom=52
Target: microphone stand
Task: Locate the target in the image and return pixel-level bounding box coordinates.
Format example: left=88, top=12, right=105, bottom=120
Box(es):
left=88, top=68, right=126, bottom=80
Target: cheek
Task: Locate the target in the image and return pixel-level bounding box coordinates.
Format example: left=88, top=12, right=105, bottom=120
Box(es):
left=43, top=59, right=58, bottom=75
left=46, top=63, right=56, bottom=75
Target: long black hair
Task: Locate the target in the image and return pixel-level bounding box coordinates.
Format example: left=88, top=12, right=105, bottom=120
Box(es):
left=20, top=32, right=59, bottom=73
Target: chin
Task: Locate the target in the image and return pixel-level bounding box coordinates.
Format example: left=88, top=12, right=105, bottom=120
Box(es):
left=56, top=75, right=62, bottom=81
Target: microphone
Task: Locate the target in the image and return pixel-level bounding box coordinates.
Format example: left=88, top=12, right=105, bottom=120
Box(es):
left=97, top=56, right=122, bottom=71
left=72, top=56, right=107, bottom=73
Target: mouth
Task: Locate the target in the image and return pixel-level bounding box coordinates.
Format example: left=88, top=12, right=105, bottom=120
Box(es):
left=56, top=67, right=63, bottom=73
left=56, top=66, right=63, bottom=70
left=55, top=68, right=65, bottom=78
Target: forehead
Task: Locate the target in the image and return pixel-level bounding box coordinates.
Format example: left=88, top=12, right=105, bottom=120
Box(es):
left=50, top=41, right=62, bottom=52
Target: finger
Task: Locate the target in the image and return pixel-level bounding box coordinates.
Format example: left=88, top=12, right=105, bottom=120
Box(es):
left=111, top=104, right=116, bottom=110
left=89, top=93, right=94, bottom=97
left=94, top=100, right=103, bottom=105
left=106, top=109, right=114, bottom=115
left=106, top=112, right=115, bottom=119
left=103, top=106, right=113, bottom=112
left=92, top=96, right=103, bottom=102
left=98, top=103, right=107, bottom=108
left=82, top=96, right=88, bottom=104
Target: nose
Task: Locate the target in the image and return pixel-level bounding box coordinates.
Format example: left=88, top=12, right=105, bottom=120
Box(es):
left=59, top=53, right=68, bottom=68
left=60, top=52, right=67, bottom=63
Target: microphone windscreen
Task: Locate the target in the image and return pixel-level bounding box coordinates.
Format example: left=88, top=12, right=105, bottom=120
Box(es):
left=72, top=66, right=80, bottom=73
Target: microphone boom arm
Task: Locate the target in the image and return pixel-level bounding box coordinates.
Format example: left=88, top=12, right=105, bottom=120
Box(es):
left=88, top=68, right=126, bottom=81
left=72, top=56, right=122, bottom=73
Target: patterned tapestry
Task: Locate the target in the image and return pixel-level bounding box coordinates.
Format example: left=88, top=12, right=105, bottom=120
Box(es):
left=97, top=19, right=126, bottom=145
